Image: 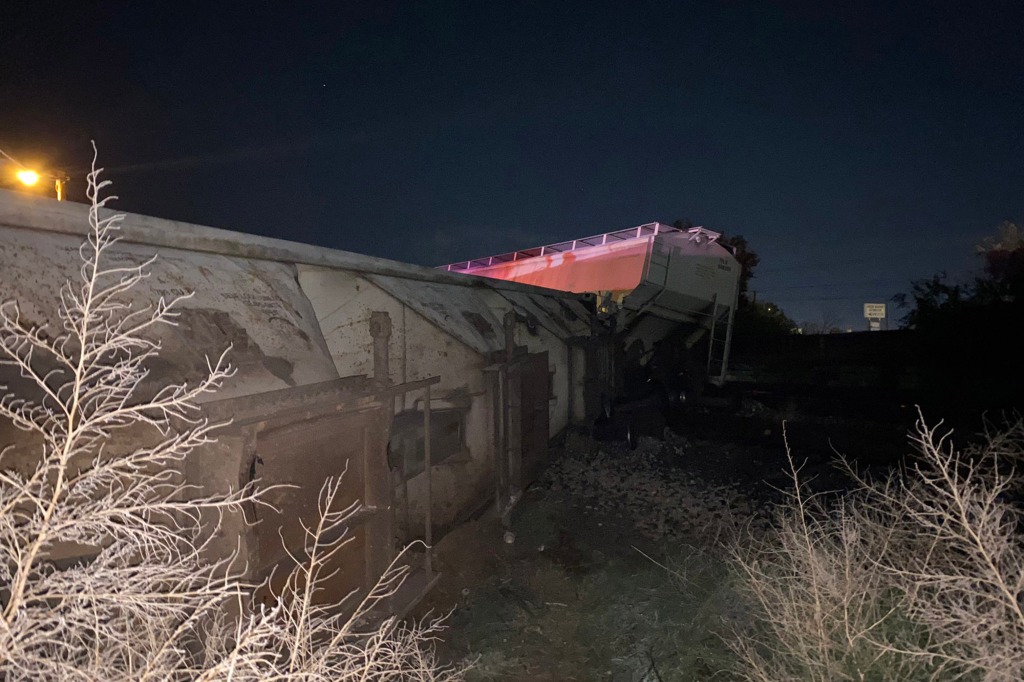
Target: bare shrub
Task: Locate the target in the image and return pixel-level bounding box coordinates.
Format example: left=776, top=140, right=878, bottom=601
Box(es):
left=728, top=415, right=1024, bottom=682
left=727, top=436, right=944, bottom=682
left=864, top=416, right=1024, bottom=680
left=0, top=150, right=462, bottom=681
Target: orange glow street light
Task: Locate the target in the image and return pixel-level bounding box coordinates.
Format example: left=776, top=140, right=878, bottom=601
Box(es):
left=2, top=148, right=68, bottom=201
left=12, top=167, right=67, bottom=200
left=16, top=169, right=40, bottom=186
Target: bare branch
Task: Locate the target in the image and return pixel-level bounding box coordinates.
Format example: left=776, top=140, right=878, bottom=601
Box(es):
left=0, top=147, right=463, bottom=681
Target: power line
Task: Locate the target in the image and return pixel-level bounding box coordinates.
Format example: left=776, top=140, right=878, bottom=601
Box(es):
left=757, top=246, right=973, bottom=275
left=768, top=294, right=900, bottom=303
left=761, top=277, right=910, bottom=292
left=0, top=147, right=28, bottom=168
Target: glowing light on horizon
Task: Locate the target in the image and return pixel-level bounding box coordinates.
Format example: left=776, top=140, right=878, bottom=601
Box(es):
left=16, top=169, right=40, bottom=186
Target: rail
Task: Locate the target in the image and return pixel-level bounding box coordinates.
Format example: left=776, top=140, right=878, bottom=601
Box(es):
left=440, top=222, right=718, bottom=273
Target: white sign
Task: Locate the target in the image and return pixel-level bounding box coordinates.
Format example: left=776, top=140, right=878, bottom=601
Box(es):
left=863, top=303, right=886, bottom=319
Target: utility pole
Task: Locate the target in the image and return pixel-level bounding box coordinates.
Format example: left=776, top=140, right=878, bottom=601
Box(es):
left=54, top=171, right=69, bottom=201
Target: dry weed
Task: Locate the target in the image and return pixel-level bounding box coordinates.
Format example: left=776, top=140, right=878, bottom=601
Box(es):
left=0, top=147, right=463, bottom=681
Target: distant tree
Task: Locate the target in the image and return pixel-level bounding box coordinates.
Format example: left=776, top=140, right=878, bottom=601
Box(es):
left=893, top=222, right=1024, bottom=327
left=892, top=272, right=969, bottom=328
left=890, top=222, right=1024, bottom=412
left=720, top=234, right=761, bottom=304
left=744, top=300, right=797, bottom=334
left=976, top=221, right=1024, bottom=304
left=800, top=310, right=844, bottom=335
left=730, top=299, right=798, bottom=358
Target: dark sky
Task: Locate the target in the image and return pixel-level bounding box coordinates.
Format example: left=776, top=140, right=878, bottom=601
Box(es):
left=2, top=0, right=1022, bottom=328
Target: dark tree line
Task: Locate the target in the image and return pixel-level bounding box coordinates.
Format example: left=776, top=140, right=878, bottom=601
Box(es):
left=894, top=222, right=1024, bottom=327
left=892, top=222, right=1024, bottom=412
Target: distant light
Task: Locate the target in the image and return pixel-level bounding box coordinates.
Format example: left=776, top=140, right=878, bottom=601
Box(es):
left=16, top=169, right=40, bottom=186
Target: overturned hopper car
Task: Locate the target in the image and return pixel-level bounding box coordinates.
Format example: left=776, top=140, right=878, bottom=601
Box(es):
left=442, top=223, right=742, bottom=437
left=0, top=188, right=738, bottom=618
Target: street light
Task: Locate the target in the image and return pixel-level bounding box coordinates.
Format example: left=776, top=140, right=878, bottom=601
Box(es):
left=11, top=167, right=67, bottom=201
left=53, top=172, right=68, bottom=201
left=2, top=148, right=67, bottom=201
left=16, top=169, right=40, bottom=186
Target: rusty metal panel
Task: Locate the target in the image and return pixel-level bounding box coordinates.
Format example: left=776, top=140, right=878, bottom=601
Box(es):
left=494, top=348, right=551, bottom=521
left=391, top=409, right=465, bottom=479
left=256, top=522, right=370, bottom=610
left=201, top=377, right=399, bottom=608
left=518, top=352, right=550, bottom=488
left=252, top=410, right=372, bottom=571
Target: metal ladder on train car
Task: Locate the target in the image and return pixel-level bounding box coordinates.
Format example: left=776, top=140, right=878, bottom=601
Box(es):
left=705, top=294, right=733, bottom=384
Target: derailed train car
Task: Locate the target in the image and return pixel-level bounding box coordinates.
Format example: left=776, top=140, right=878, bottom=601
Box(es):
left=0, top=190, right=738, bottom=614
left=443, top=222, right=742, bottom=442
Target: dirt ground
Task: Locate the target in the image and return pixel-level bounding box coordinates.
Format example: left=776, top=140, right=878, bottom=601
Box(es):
left=415, top=401, right=916, bottom=681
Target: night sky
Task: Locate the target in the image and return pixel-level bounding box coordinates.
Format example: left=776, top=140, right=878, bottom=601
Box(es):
left=2, top=1, right=1022, bottom=329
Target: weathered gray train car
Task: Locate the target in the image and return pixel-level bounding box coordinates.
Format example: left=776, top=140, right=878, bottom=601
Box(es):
left=0, top=189, right=738, bottom=613
left=0, top=189, right=595, bottom=610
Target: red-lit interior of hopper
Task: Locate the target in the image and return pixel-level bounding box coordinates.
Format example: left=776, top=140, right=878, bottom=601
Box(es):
left=464, top=238, right=649, bottom=293
left=439, top=223, right=699, bottom=295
